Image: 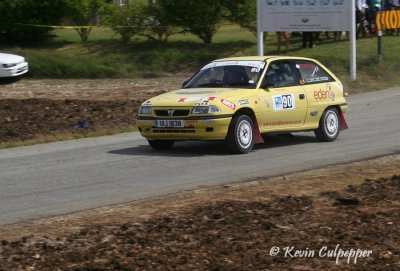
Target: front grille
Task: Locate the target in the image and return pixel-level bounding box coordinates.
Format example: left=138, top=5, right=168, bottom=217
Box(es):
left=154, top=109, right=190, bottom=117
left=153, top=129, right=195, bottom=133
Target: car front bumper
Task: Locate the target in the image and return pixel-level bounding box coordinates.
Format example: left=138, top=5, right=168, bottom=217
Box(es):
left=0, top=62, right=29, bottom=77
left=136, top=116, right=232, bottom=141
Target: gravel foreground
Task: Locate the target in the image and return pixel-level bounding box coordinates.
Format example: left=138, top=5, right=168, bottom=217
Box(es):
left=1, top=79, right=399, bottom=270
left=1, top=173, right=399, bottom=271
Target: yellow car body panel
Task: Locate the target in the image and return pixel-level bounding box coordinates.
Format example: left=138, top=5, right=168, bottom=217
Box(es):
left=137, top=88, right=258, bottom=140
left=136, top=56, right=348, bottom=150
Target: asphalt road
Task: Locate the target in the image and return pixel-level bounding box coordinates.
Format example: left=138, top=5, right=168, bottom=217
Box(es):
left=1, top=87, right=399, bottom=225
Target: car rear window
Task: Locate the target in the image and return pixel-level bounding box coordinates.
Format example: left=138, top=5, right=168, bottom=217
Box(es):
left=295, top=60, right=334, bottom=84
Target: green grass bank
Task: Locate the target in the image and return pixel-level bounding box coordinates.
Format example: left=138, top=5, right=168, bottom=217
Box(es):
left=1, top=24, right=400, bottom=93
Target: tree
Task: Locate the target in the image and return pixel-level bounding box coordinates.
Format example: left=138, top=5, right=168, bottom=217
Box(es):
left=0, top=0, right=71, bottom=43
left=140, top=2, right=179, bottom=42
left=102, top=1, right=148, bottom=43
left=65, top=0, right=103, bottom=42
left=223, top=0, right=257, bottom=36
left=158, top=0, right=226, bottom=44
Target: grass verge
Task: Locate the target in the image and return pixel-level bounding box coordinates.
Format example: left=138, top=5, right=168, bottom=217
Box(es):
left=1, top=25, right=399, bottom=93
left=0, top=126, right=137, bottom=150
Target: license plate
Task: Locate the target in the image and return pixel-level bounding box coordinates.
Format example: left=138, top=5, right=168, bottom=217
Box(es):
left=154, top=120, right=184, bottom=128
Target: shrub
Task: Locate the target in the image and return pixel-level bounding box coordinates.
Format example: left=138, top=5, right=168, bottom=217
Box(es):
left=0, top=0, right=70, bottom=43
left=101, top=2, right=148, bottom=43
left=157, top=0, right=226, bottom=44
left=65, top=0, right=103, bottom=42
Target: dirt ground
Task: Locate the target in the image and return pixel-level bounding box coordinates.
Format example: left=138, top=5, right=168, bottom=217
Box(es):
left=0, top=77, right=188, bottom=144
left=0, top=78, right=399, bottom=270
left=0, top=154, right=399, bottom=271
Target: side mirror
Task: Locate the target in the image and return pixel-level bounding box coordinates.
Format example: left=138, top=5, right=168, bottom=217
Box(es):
left=182, top=80, right=189, bottom=88
left=259, top=79, right=274, bottom=89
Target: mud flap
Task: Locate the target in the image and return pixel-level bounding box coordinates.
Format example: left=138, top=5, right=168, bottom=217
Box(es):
left=251, top=115, right=264, bottom=144
left=339, top=109, right=348, bottom=130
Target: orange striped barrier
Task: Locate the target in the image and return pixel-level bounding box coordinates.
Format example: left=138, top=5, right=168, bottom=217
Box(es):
left=376, top=10, right=400, bottom=30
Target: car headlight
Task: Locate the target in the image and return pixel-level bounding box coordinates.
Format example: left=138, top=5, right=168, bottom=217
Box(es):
left=191, top=105, right=220, bottom=115
left=138, top=106, right=152, bottom=115
left=2, top=63, right=17, bottom=68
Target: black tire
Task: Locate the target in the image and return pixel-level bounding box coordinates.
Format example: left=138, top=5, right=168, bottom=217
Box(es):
left=226, top=115, right=255, bottom=154
left=315, top=107, right=340, bottom=142
left=148, top=140, right=174, bottom=150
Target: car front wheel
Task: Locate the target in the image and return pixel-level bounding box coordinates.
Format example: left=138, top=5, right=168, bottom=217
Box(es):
left=315, top=107, right=340, bottom=142
left=226, top=115, right=255, bottom=154
left=148, top=139, right=174, bottom=150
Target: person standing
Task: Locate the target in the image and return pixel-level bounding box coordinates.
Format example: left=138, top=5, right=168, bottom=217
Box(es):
left=356, top=1, right=369, bottom=38
left=276, top=32, right=290, bottom=53
left=369, top=0, right=381, bottom=35
left=302, top=32, right=315, bottom=48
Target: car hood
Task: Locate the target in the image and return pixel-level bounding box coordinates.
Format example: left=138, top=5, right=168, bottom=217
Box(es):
left=144, top=88, right=256, bottom=107
left=0, top=53, right=25, bottom=64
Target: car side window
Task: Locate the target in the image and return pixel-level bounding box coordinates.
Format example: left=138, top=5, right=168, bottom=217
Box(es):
left=262, top=61, right=298, bottom=87
left=295, top=60, right=334, bottom=84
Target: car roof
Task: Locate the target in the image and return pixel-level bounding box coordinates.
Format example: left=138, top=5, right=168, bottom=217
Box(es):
left=212, top=56, right=339, bottom=82
left=215, top=56, right=315, bottom=62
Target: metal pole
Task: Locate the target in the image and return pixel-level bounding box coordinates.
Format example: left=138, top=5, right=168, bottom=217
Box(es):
left=377, top=2, right=383, bottom=62
left=378, top=29, right=382, bottom=62
left=257, top=33, right=264, bottom=56
left=350, top=0, right=357, bottom=81
left=257, top=0, right=264, bottom=56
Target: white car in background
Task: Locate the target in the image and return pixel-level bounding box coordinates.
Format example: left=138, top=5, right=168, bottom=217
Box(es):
left=0, top=53, right=29, bottom=77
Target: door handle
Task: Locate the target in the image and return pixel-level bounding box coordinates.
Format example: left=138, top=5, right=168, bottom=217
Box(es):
left=299, top=94, right=305, bottom=99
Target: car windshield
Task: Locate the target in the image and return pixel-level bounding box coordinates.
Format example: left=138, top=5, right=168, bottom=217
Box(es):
left=184, top=60, right=266, bottom=89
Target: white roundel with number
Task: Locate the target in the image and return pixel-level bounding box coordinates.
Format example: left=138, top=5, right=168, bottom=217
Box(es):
left=272, top=94, right=295, bottom=111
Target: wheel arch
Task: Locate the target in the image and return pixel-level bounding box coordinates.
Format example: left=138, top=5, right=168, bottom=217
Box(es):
left=232, top=107, right=264, bottom=144
left=322, top=105, right=348, bottom=130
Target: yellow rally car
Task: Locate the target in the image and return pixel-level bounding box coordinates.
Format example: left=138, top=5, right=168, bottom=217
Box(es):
left=136, top=56, right=348, bottom=154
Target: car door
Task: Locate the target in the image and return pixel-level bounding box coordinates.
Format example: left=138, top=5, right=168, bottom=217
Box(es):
left=259, top=60, right=307, bottom=132
left=294, top=60, right=338, bottom=128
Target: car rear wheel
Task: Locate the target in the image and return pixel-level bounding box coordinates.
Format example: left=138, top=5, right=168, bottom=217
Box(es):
left=315, top=107, right=340, bottom=142
left=226, top=115, right=255, bottom=154
left=148, top=139, right=174, bottom=150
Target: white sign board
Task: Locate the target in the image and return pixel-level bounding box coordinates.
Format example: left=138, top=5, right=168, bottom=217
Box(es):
left=256, top=0, right=356, bottom=80
left=258, top=0, right=352, bottom=32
